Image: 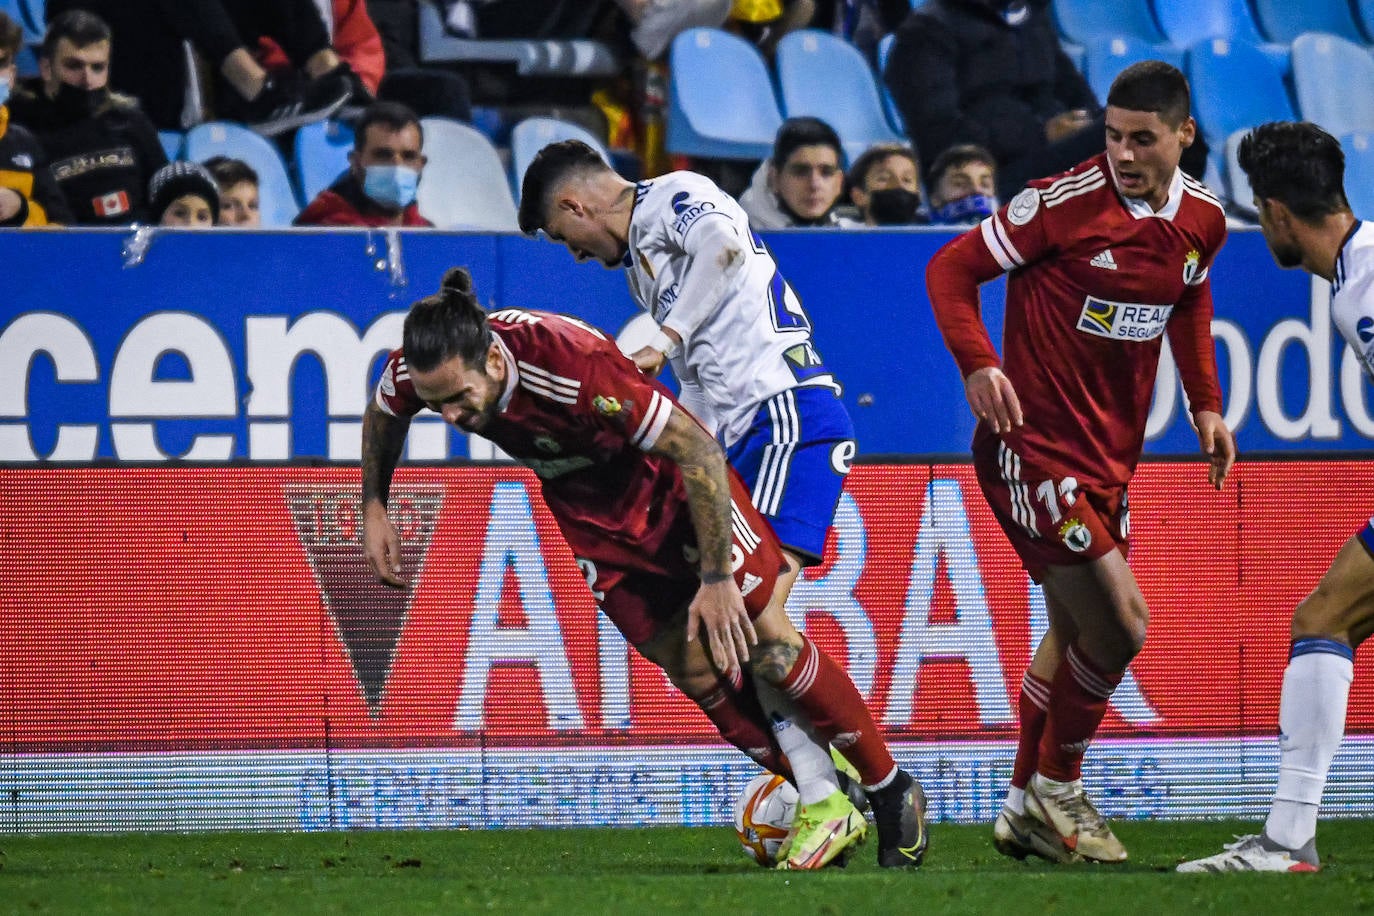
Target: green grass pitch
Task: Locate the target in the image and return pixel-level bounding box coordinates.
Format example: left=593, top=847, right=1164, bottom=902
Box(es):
left=3, top=820, right=1373, bottom=914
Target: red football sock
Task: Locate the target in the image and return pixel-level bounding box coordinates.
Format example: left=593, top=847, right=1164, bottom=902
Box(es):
left=777, top=635, right=896, bottom=786
left=1012, top=671, right=1051, bottom=790
left=698, top=674, right=793, bottom=781
left=1037, top=643, right=1122, bottom=782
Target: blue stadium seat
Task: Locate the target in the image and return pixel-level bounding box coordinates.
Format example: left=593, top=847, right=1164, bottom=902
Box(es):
left=875, top=33, right=905, bottom=135
left=183, top=122, right=301, bottom=228
left=1053, top=0, right=1164, bottom=44
left=14, top=0, right=43, bottom=44
left=1225, top=128, right=1257, bottom=217
left=775, top=30, right=903, bottom=164
left=1060, top=40, right=1087, bottom=76
left=510, top=116, right=608, bottom=200
left=1152, top=0, right=1265, bottom=47
left=1251, top=0, right=1364, bottom=43
left=1082, top=35, right=1184, bottom=106
left=1361, top=0, right=1374, bottom=43
left=157, top=131, right=183, bottom=161
left=667, top=28, right=782, bottom=161
left=416, top=116, right=519, bottom=231
left=1291, top=32, right=1374, bottom=137
left=1342, top=132, right=1374, bottom=218
left=293, top=119, right=354, bottom=205
left=1188, top=38, right=1295, bottom=152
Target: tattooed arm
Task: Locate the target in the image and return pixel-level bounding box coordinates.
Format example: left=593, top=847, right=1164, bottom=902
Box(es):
left=647, top=405, right=756, bottom=672
left=361, top=400, right=412, bottom=588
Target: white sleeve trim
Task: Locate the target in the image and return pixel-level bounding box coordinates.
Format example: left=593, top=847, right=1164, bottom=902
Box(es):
left=980, top=214, right=1024, bottom=272
left=632, top=389, right=674, bottom=451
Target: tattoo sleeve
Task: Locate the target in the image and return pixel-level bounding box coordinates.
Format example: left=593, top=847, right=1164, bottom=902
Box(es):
left=361, top=401, right=412, bottom=508
left=649, top=406, right=735, bottom=578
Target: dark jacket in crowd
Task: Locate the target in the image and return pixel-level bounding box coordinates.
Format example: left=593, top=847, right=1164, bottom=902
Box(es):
left=9, top=85, right=168, bottom=225
left=0, top=106, right=72, bottom=226
left=294, top=171, right=432, bottom=227
left=884, top=0, right=1098, bottom=174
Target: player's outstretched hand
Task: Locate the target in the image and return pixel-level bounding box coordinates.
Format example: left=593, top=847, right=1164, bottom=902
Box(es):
left=1194, top=410, right=1236, bottom=490
left=630, top=345, right=667, bottom=376
left=687, top=578, right=757, bottom=674
left=964, top=366, right=1024, bottom=434
left=362, top=501, right=407, bottom=588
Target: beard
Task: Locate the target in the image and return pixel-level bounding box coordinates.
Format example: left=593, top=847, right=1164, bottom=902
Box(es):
left=1269, top=240, right=1304, bottom=269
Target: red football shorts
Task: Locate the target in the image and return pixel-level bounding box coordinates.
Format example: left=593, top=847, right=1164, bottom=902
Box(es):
left=972, top=435, right=1129, bottom=582
left=584, top=473, right=787, bottom=647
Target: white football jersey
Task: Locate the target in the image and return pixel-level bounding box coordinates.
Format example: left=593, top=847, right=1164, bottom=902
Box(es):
left=1332, top=221, right=1374, bottom=378
left=624, top=171, right=839, bottom=445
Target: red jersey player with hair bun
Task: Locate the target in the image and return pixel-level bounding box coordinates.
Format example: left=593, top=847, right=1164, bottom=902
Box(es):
left=926, top=60, right=1237, bottom=865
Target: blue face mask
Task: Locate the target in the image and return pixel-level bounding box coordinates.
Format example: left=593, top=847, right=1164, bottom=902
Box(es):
left=363, top=165, right=420, bottom=210
left=0, top=75, right=11, bottom=109
left=931, top=193, right=998, bottom=225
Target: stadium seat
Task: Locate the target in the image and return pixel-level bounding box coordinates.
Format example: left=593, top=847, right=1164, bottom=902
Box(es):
left=1251, top=0, right=1364, bottom=44
left=510, top=117, right=608, bottom=200
left=1225, top=128, right=1257, bottom=217
left=1291, top=33, right=1374, bottom=137
left=1153, top=0, right=1266, bottom=46
left=1342, top=132, right=1374, bottom=218
left=157, top=131, right=183, bottom=161
left=416, top=117, right=519, bottom=231
left=14, top=0, right=42, bottom=44
left=183, top=122, right=301, bottom=228
left=1188, top=38, right=1295, bottom=153
left=667, top=28, right=782, bottom=161
left=293, top=119, right=354, bottom=205
left=1053, top=0, right=1164, bottom=45
left=775, top=30, right=903, bottom=164
left=417, top=0, right=618, bottom=76
left=1083, top=36, right=1184, bottom=107
left=1060, top=40, right=1087, bottom=76
left=1361, top=0, right=1374, bottom=43
left=875, top=33, right=905, bottom=135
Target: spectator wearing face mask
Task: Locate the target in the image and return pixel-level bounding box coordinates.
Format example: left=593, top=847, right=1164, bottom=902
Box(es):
left=9, top=10, right=167, bottom=225
left=925, top=142, right=998, bottom=225
left=0, top=11, right=71, bottom=225
left=739, top=116, right=845, bottom=229
left=843, top=142, right=926, bottom=226
left=295, top=100, right=431, bottom=227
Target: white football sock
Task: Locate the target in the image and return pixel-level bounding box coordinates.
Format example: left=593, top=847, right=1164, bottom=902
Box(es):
left=757, top=683, right=839, bottom=806
left=1004, top=786, right=1025, bottom=816
left=1264, top=648, right=1354, bottom=850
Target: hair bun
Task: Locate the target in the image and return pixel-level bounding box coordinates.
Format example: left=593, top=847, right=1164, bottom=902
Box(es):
left=440, top=267, right=473, bottom=296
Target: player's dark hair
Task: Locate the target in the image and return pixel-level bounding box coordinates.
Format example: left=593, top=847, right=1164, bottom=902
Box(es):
left=927, top=143, right=997, bottom=186
left=1106, top=60, right=1191, bottom=127
left=846, top=142, right=919, bottom=191
left=41, top=9, right=110, bottom=59
left=403, top=267, right=492, bottom=373
left=517, top=138, right=609, bottom=235
left=1237, top=121, right=1350, bottom=222
left=771, top=116, right=844, bottom=169
left=354, top=101, right=423, bottom=149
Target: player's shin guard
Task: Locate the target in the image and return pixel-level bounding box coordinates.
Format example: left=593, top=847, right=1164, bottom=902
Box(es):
left=1264, top=638, right=1354, bottom=850
left=699, top=673, right=793, bottom=781
left=1037, top=643, right=1122, bottom=782
left=777, top=635, right=896, bottom=787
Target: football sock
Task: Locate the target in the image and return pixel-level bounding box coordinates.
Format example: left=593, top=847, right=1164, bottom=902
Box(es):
left=698, top=675, right=792, bottom=782
left=1004, top=786, right=1025, bottom=817
left=1037, top=643, right=1122, bottom=782
left=777, top=634, right=897, bottom=786
left=1011, top=671, right=1051, bottom=795
left=1264, top=639, right=1354, bottom=850
left=755, top=681, right=840, bottom=806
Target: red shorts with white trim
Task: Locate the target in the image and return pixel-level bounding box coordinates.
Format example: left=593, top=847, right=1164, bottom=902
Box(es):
left=972, top=435, right=1129, bottom=582
left=577, top=472, right=787, bottom=647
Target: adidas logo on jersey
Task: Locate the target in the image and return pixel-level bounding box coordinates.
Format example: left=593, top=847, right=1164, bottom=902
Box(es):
left=1090, top=249, right=1118, bottom=270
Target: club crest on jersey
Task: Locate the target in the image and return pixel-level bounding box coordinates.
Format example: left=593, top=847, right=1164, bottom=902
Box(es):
left=593, top=395, right=624, bottom=417
left=1007, top=187, right=1040, bottom=226
left=1076, top=296, right=1172, bottom=341
left=1182, top=249, right=1207, bottom=286
left=1058, top=518, right=1092, bottom=553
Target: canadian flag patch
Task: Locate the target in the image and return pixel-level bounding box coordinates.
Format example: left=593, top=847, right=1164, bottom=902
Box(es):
left=92, top=190, right=130, bottom=217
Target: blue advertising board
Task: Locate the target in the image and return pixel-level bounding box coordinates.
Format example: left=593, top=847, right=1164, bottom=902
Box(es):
left=1, top=225, right=1366, bottom=461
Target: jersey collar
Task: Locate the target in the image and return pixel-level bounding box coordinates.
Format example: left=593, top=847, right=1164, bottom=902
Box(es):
left=1110, top=162, right=1184, bottom=221
left=1334, top=219, right=1363, bottom=293
left=492, top=331, right=519, bottom=412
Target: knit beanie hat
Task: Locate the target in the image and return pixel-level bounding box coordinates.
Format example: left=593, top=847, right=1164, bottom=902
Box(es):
left=148, top=160, right=221, bottom=224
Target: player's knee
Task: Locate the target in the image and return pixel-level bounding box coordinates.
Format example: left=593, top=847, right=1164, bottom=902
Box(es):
left=749, top=636, right=803, bottom=685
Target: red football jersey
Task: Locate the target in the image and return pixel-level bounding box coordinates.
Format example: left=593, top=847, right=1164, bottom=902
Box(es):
left=374, top=308, right=706, bottom=581
left=928, top=154, right=1227, bottom=487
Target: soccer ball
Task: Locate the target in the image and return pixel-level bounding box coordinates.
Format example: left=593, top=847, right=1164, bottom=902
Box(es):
left=732, top=772, right=797, bottom=867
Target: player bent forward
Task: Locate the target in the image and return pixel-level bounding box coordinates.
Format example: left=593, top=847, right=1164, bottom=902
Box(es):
left=1179, top=121, right=1374, bottom=874
left=361, top=268, right=927, bottom=869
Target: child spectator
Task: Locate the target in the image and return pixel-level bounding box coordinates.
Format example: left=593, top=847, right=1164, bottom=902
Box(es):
left=148, top=159, right=219, bottom=226
left=204, top=154, right=260, bottom=227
